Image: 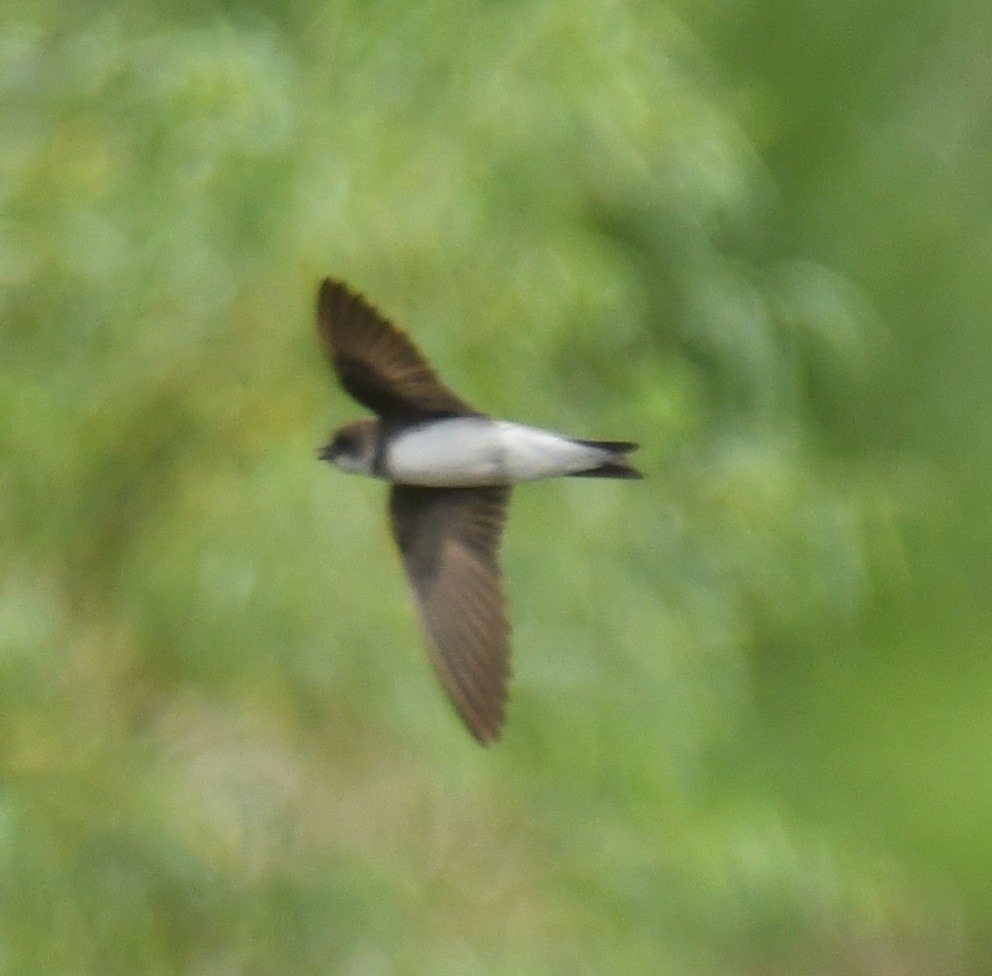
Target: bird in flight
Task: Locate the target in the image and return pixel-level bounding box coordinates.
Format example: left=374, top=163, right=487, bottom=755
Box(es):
left=316, top=278, right=642, bottom=743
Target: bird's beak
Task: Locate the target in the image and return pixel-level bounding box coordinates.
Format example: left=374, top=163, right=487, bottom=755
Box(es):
left=317, top=444, right=334, bottom=462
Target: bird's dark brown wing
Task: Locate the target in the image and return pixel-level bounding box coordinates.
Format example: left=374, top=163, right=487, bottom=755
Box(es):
left=317, top=278, right=477, bottom=420
left=389, top=484, right=511, bottom=744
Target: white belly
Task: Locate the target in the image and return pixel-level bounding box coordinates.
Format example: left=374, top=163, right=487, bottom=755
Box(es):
left=385, top=418, right=606, bottom=487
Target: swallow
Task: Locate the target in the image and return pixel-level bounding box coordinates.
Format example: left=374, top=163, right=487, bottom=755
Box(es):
left=316, top=278, right=642, bottom=743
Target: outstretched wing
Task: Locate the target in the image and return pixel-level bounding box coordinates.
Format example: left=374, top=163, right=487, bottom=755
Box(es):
left=317, top=278, right=477, bottom=420
left=389, top=484, right=511, bottom=744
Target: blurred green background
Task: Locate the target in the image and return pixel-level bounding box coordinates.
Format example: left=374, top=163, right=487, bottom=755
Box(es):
left=2, top=1, right=991, bottom=973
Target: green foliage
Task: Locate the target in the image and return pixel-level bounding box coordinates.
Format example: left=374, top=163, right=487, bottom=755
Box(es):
left=1, top=1, right=989, bottom=973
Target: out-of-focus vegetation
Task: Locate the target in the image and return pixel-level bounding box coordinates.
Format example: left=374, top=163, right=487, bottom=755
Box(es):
left=2, top=0, right=990, bottom=972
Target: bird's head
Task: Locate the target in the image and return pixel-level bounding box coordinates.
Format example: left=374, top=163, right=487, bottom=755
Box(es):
left=318, top=418, right=380, bottom=475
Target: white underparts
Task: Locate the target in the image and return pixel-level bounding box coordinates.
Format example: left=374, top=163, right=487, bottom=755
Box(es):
left=384, top=418, right=612, bottom=487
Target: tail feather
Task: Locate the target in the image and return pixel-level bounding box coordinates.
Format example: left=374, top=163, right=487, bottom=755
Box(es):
left=571, top=437, right=639, bottom=453
left=568, top=438, right=643, bottom=480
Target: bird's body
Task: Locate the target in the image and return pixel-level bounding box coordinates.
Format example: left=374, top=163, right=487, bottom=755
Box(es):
left=316, top=278, right=641, bottom=743
left=330, top=415, right=638, bottom=487
left=391, top=417, right=608, bottom=486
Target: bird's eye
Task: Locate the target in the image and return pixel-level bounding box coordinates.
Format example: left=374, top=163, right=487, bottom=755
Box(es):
left=334, top=433, right=356, bottom=455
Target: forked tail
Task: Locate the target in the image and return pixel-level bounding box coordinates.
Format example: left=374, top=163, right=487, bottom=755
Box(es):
left=568, top=439, right=643, bottom=480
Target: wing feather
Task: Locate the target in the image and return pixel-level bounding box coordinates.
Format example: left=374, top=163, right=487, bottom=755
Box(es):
left=389, top=485, right=510, bottom=743
left=317, top=278, right=477, bottom=419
